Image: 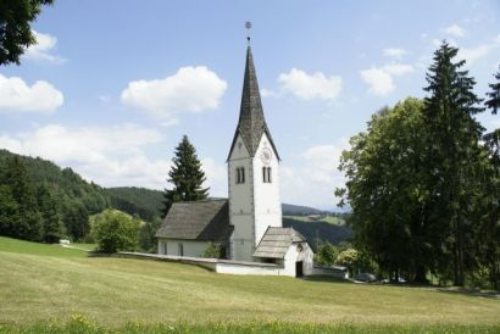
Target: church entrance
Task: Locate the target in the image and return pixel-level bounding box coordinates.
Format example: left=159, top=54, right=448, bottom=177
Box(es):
left=295, top=261, right=303, bottom=277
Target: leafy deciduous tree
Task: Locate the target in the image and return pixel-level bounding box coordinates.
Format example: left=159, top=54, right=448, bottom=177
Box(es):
left=91, top=209, right=141, bottom=253
left=0, top=0, right=54, bottom=66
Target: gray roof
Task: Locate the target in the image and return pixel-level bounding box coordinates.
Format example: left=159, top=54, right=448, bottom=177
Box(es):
left=155, top=199, right=232, bottom=242
left=253, top=227, right=307, bottom=259
left=227, top=46, right=280, bottom=161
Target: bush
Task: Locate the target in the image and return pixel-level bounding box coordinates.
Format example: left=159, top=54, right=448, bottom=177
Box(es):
left=90, top=209, right=141, bottom=253
left=202, top=242, right=222, bottom=258
left=314, top=242, right=338, bottom=266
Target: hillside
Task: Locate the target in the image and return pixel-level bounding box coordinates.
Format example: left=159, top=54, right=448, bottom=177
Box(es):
left=283, top=218, right=352, bottom=248
left=106, top=186, right=338, bottom=219
left=105, top=187, right=164, bottom=221
left=0, top=149, right=351, bottom=245
left=0, top=149, right=109, bottom=215
left=0, top=236, right=499, bottom=332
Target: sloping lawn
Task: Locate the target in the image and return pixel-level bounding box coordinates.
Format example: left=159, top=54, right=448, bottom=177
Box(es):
left=0, top=237, right=499, bottom=333
left=0, top=236, right=88, bottom=257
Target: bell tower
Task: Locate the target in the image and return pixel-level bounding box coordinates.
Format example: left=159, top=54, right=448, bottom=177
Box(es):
left=227, top=34, right=282, bottom=261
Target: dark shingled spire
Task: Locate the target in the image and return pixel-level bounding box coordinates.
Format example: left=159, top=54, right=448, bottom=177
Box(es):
left=227, top=46, right=280, bottom=161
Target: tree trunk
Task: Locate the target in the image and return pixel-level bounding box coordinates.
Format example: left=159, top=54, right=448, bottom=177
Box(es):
left=414, top=265, right=428, bottom=284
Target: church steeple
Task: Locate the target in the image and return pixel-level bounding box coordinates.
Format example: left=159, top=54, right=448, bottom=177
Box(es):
left=227, top=33, right=283, bottom=261
left=227, top=45, right=280, bottom=161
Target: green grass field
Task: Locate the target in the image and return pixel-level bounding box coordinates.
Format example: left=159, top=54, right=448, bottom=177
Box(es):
left=0, top=236, right=499, bottom=333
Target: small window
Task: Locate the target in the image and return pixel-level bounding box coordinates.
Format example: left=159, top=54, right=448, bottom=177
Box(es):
left=178, top=243, right=184, bottom=256
left=236, top=167, right=245, bottom=184
left=163, top=242, right=168, bottom=255
left=263, top=167, right=272, bottom=183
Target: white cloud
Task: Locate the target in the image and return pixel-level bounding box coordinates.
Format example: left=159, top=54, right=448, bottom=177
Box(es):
left=459, top=44, right=494, bottom=65
left=360, top=63, right=414, bottom=96
left=201, top=158, right=227, bottom=197
left=277, top=68, right=342, bottom=101
left=383, top=64, right=414, bottom=76
left=0, top=124, right=225, bottom=193
left=443, top=24, right=465, bottom=38
left=121, top=66, right=227, bottom=120
left=280, top=141, right=347, bottom=209
left=0, top=124, right=170, bottom=189
left=383, top=48, right=407, bottom=58
left=360, top=67, right=395, bottom=96
left=23, top=31, right=66, bottom=64
left=0, top=74, right=64, bottom=114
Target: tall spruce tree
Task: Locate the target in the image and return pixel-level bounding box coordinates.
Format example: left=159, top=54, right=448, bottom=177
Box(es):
left=423, top=42, right=486, bottom=286
left=162, top=135, right=209, bottom=216
left=481, top=66, right=500, bottom=289
left=484, top=66, right=500, bottom=166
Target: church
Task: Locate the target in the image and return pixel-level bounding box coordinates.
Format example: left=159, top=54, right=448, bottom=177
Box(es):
left=156, top=42, right=315, bottom=277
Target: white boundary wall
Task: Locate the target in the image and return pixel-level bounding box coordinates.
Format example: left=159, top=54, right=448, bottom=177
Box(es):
left=119, top=252, right=292, bottom=276
left=119, top=252, right=347, bottom=279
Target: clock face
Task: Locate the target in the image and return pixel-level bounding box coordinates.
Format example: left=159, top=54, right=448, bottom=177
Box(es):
left=261, top=148, right=272, bottom=164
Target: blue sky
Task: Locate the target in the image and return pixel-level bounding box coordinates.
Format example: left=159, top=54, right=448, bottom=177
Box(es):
left=1, top=0, right=499, bottom=209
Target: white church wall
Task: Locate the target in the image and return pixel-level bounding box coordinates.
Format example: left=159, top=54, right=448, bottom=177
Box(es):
left=252, top=133, right=282, bottom=245
left=228, top=135, right=255, bottom=261
left=158, top=239, right=211, bottom=258
left=283, top=242, right=315, bottom=276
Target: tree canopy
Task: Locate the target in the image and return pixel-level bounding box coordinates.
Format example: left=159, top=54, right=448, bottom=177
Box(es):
left=0, top=0, right=54, bottom=66
left=337, top=42, right=498, bottom=288
left=91, top=209, right=141, bottom=253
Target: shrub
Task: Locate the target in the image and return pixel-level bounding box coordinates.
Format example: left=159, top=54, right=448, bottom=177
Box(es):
left=90, top=209, right=141, bottom=253
left=202, top=242, right=222, bottom=258
left=314, top=242, right=338, bottom=266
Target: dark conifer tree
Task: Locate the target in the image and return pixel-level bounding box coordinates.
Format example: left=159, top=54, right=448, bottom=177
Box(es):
left=3, top=156, right=43, bottom=241
left=36, top=184, right=65, bottom=243
left=484, top=66, right=500, bottom=166
left=481, top=66, right=500, bottom=289
left=162, top=135, right=209, bottom=216
left=423, top=41, right=486, bottom=286
left=63, top=202, right=89, bottom=241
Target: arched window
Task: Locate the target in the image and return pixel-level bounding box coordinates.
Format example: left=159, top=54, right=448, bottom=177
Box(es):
left=267, top=167, right=272, bottom=183
left=241, top=167, right=245, bottom=183
left=236, top=167, right=241, bottom=184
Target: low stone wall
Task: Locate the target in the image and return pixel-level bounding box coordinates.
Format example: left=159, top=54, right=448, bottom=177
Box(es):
left=216, top=259, right=283, bottom=276
left=118, top=252, right=348, bottom=279
left=118, top=252, right=285, bottom=275
left=312, top=266, right=349, bottom=279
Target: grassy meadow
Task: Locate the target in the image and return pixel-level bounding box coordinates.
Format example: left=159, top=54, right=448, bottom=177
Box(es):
left=0, top=236, right=499, bottom=333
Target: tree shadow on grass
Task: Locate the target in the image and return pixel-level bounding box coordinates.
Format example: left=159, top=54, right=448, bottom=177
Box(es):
left=434, top=287, right=500, bottom=300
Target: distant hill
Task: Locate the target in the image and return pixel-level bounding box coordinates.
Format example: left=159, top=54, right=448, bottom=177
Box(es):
left=0, top=149, right=351, bottom=244
left=105, top=186, right=334, bottom=221
left=281, top=203, right=323, bottom=215
left=105, top=187, right=163, bottom=221
left=0, top=149, right=109, bottom=215
left=283, top=218, right=353, bottom=249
